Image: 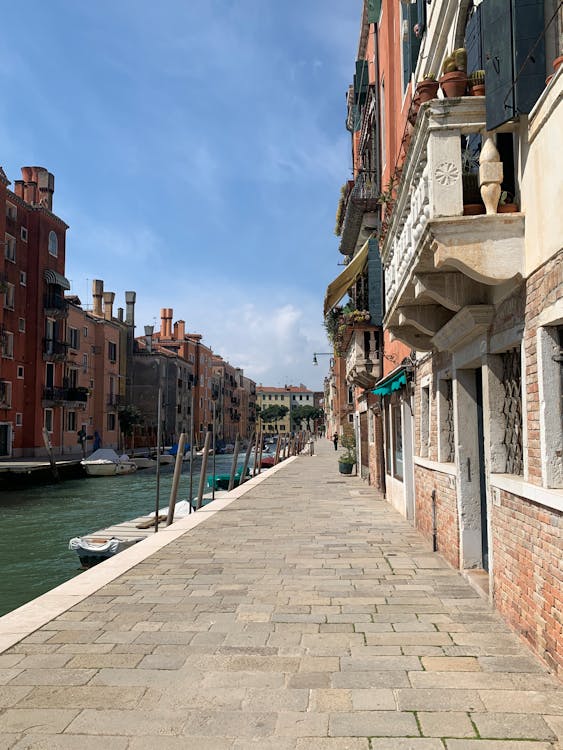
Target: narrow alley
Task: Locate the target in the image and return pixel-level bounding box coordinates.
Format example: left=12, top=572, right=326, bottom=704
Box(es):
left=1, top=440, right=562, bottom=748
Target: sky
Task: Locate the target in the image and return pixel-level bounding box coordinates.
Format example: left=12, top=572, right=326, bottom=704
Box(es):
left=1, top=0, right=362, bottom=390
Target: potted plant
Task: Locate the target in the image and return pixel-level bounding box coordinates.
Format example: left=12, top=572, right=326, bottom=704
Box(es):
left=439, top=48, right=468, bottom=97
left=461, top=142, right=485, bottom=215
left=416, top=73, right=439, bottom=103
left=468, top=70, right=485, bottom=96
left=497, top=190, right=519, bottom=213
left=338, top=431, right=356, bottom=475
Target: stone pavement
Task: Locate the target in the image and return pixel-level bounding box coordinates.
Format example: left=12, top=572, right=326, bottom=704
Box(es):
left=1, top=439, right=562, bottom=749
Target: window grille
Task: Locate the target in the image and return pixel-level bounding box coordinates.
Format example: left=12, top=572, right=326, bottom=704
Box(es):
left=501, top=348, right=523, bottom=475
left=445, top=379, right=455, bottom=462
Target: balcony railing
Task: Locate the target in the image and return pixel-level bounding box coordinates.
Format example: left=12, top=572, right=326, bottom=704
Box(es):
left=44, top=294, right=68, bottom=314
left=339, top=171, right=380, bottom=256
left=43, top=339, right=69, bottom=360
left=43, top=386, right=88, bottom=404
left=381, top=97, right=524, bottom=352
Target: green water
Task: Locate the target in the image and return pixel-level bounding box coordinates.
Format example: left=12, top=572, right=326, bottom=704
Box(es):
left=0, top=454, right=243, bottom=617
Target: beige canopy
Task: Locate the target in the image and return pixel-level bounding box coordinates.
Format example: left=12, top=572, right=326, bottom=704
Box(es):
left=323, top=240, right=369, bottom=316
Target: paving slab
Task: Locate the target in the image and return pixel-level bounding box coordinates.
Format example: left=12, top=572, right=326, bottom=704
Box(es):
left=0, top=440, right=561, bottom=745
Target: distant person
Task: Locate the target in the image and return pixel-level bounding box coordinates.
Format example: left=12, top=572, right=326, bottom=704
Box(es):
left=333, top=432, right=338, bottom=451
left=93, top=431, right=102, bottom=451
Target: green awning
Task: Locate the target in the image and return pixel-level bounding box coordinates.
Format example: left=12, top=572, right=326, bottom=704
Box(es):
left=372, top=370, right=407, bottom=397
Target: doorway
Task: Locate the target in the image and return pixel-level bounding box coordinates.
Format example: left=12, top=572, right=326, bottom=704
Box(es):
left=0, top=423, right=12, bottom=457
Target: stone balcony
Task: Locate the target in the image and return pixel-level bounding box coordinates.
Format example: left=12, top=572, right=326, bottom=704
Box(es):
left=344, top=327, right=382, bottom=389
left=381, top=98, right=524, bottom=352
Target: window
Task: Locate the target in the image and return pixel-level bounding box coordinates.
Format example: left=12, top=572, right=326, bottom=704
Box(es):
left=5, top=234, right=16, bottom=262
left=392, top=403, right=404, bottom=480
left=68, top=328, right=79, bottom=350
left=420, top=383, right=430, bottom=457
left=0, top=381, right=12, bottom=407
left=48, top=231, right=58, bottom=257
left=347, top=387, right=354, bottom=405
left=17, top=366, right=24, bottom=379
left=18, top=318, right=25, bottom=333
left=15, top=413, right=22, bottom=427
left=2, top=332, right=13, bottom=358
left=44, top=408, right=54, bottom=433
left=83, top=327, right=88, bottom=338
left=45, top=362, right=54, bottom=388
left=5, top=203, right=16, bottom=221
left=438, top=377, right=455, bottom=463
left=401, top=0, right=422, bottom=92
left=20, top=226, right=27, bottom=242
left=107, top=412, right=116, bottom=431
left=67, top=411, right=77, bottom=432
left=500, top=348, right=523, bottom=475
left=538, top=323, right=563, bottom=487
left=19, top=271, right=26, bottom=286
left=4, top=283, right=14, bottom=310
left=348, top=413, right=355, bottom=423
left=108, top=341, right=117, bottom=362
left=82, top=354, right=88, bottom=372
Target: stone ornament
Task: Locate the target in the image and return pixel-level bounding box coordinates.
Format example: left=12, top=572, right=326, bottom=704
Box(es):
left=435, top=161, right=460, bottom=186
left=479, top=134, right=503, bottom=214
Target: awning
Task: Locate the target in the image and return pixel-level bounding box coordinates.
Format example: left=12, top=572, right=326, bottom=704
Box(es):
left=324, top=239, right=369, bottom=316
left=44, top=269, right=71, bottom=290
left=372, top=367, right=407, bottom=397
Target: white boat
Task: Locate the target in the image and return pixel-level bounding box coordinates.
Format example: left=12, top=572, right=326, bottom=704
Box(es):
left=81, top=449, right=138, bottom=477
left=132, top=455, right=156, bottom=470
left=69, top=535, right=145, bottom=568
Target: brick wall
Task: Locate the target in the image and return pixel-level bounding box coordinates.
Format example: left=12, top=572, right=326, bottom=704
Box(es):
left=492, top=489, right=563, bottom=677
left=414, top=465, right=459, bottom=569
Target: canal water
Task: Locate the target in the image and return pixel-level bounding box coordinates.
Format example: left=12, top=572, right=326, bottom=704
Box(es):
left=0, top=454, right=247, bottom=617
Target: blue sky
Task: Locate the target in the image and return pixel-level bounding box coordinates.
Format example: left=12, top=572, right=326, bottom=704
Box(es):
left=1, top=0, right=361, bottom=390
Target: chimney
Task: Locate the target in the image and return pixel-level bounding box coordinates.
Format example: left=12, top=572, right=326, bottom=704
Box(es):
left=35, top=168, right=55, bottom=211
left=23, top=181, right=37, bottom=204
left=117, top=307, right=124, bottom=323
left=92, top=279, right=104, bottom=316
left=160, top=308, right=167, bottom=339
left=144, top=325, right=154, bottom=353
left=125, top=291, right=136, bottom=326
left=14, top=180, right=24, bottom=199
left=103, top=291, right=115, bottom=321
left=166, top=308, right=173, bottom=338
left=174, top=320, right=186, bottom=340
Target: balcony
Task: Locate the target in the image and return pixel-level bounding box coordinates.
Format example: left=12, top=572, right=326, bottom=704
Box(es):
left=43, top=386, right=88, bottom=405
left=344, top=328, right=382, bottom=389
left=107, top=394, right=122, bottom=408
left=381, top=98, right=524, bottom=353
left=339, top=171, right=380, bottom=256
left=43, top=294, right=68, bottom=317
left=43, top=339, right=69, bottom=361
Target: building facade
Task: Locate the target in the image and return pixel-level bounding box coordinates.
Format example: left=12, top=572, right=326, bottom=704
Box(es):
left=334, top=0, right=563, bottom=676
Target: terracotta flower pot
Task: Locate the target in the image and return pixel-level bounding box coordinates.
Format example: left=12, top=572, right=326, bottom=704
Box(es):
left=470, top=83, right=485, bottom=96
left=553, top=55, right=563, bottom=72
left=416, top=79, right=439, bottom=103
left=440, top=71, right=468, bottom=98
left=463, top=203, right=486, bottom=216
left=546, top=74, right=554, bottom=87
left=497, top=203, right=519, bottom=213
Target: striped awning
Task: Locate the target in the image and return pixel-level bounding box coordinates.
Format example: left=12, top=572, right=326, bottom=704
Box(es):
left=44, top=269, right=71, bottom=290
left=323, top=240, right=369, bottom=316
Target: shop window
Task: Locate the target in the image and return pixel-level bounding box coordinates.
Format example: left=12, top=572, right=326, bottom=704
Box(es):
left=392, top=403, right=404, bottom=480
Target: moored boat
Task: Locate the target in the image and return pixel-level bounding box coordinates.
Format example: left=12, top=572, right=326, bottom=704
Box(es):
left=81, top=449, right=138, bottom=477
left=69, top=535, right=145, bottom=568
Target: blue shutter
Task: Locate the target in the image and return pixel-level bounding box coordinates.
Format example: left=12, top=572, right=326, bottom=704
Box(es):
left=354, top=60, right=369, bottom=105
left=367, top=0, right=382, bottom=23
left=512, top=0, right=545, bottom=114
left=416, top=0, right=426, bottom=39
left=465, top=4, right=483, bottom=73
left=408, top=3, right=422, bottom=74
left=367, top=239, right=383, bottom=326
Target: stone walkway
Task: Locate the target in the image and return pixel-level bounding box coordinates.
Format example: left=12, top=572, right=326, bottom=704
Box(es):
left=1, top=440, right=562, bottom=749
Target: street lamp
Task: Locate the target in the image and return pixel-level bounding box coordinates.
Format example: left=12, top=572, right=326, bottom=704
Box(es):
left=313, top=352, right=334, bottom=367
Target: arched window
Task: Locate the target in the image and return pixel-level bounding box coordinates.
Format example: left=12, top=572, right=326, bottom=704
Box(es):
left=48, top=231, right=58, bottom=257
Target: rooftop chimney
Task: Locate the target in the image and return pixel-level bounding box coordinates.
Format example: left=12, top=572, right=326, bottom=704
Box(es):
left=174, top=320, right=186, bottom=341
left=92, top=279, right=104, bottom=317
left=20, top=166, right=54, bottom=209
left=144, top=325, right=154, bottom=353
left=125, top=291, right=136, bottom=326
left=103, top=291, right=115, bottom=321
left=117, top=307, right=124, bottom=323
left=14, top=180, right=24, bottom=200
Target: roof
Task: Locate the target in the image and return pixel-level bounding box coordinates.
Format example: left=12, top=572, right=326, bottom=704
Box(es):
left=257, top=385, right=313, bottom=394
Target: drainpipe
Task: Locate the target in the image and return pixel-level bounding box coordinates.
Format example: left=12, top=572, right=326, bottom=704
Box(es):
left=431, top=489, right=437, bottom=552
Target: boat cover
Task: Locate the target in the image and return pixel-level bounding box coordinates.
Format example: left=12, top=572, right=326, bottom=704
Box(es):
left=69, top=536, right=123, bottom=554
left=82, top=449, right=121, bottom=464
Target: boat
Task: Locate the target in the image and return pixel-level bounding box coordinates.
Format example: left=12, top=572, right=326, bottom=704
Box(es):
left=81, top=449, right=138, bottom=477
left=69, top=535, right=145, bottom=568
left=131, top=454, right=156, bottom=470
left=151, top=452, right=174, bottom=465
left=206, top=466, right=250, bottom=491
left=196, top=448, right=214, bottom=457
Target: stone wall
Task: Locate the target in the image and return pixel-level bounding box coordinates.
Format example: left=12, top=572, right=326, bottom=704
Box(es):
left=491, top=488, right=563, bottom=677
left=414, top=464, right=459, bottom=569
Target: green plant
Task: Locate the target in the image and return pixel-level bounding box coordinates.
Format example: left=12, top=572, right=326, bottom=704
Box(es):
left=500, top=190, right=514, bottom=205
left=339, top=430, right=357, bottom=465
left=423, top=72, right=437, bottom=81
left=442, top=48, right=467, bottom=75
left=468, top=69, right=485, bottom=86
left=334, top=184, right=347, bottom=237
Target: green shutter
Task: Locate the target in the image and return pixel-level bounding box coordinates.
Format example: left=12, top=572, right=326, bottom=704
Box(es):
left=367, top=0, right=382, bottom=23
left=368, top=239, right=383, bottom=326
left=354, top=60, right=369, bottom=105
left=513, top=0, right=545, bottom=114
left=408, top=3, right=422, bottom=74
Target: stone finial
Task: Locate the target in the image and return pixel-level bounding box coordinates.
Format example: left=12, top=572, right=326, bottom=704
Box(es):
left=479, top=134, right=503, bottom=214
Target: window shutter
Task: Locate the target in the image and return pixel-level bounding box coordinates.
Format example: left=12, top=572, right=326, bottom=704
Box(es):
left=354, top=60, right=369, bottom=105
left=482, top=0, right=545, bottom=130
left=416, top=0, right=426, bottom=38
left=368, top=239, right=383, bottom=326
left=465, top=4, right=483, bottom=73
left=408, top=3, right=422, bottom=74
left=367, top=0, right=382, bottom=23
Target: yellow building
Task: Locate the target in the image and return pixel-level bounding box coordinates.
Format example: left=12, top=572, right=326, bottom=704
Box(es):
left=256, top=386, right=292, bottom=434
